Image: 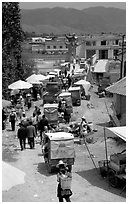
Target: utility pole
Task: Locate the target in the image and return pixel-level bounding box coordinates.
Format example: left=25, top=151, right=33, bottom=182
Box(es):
left=120, top=35, right=125, bottom=79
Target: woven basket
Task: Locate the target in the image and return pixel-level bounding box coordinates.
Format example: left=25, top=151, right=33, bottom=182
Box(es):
left=60, top=177, right=72, bottom=190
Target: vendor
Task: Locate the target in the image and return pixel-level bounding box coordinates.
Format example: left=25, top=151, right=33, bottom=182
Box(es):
left=80, top=116, right=91, bottom=136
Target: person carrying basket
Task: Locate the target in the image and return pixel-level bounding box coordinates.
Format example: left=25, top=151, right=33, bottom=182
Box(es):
left=57, top=160, right=72, bottom=202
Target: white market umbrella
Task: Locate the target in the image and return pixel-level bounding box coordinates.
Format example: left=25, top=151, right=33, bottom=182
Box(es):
left=26, top=74, right=39, bottom=83
left=74, top=79, right=90, bottom=86
left=29, top=81, right=43, bottom=85
left=26, top=74, right=46, bottom=82
left=2, top=161, right=26, bottom=191
left=36, top=74, right=47, bottom=81
left=8, top=80, right=33, bottom=90
left=74, top=80, right=91, bottom=95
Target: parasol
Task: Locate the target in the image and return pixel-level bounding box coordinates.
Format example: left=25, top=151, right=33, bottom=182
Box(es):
left=36, top=74, right=47, bottom=81
left=26, top=74, right=46, bottom=82
left=74, top=80, right=91, bottom=95
left=74, top=79, right=90, bottom=86
left=8, top=80, right=32, bottom=90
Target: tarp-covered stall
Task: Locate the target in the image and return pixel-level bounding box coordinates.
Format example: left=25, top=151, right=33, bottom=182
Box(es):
left=46, top=132, right=75, bottom=160
left=106, top=126, right=126, bottom=141
left=44, top=104, right=58, bottom=125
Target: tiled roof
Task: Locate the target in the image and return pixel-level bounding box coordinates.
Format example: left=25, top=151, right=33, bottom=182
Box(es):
left=106, top=77, right=126, bottom=96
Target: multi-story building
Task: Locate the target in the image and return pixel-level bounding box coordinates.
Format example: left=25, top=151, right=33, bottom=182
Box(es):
left=30, top=37, right=68, bottom=54
left=77, top=34, right=122, bottom=60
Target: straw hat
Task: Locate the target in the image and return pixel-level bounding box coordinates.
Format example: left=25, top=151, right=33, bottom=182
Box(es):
left=57, top=160, right=66, bottom=168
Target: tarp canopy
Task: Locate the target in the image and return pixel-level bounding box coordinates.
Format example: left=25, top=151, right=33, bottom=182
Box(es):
left=106, top=126, right=126, bottom=141
left=8, top=80, right=32, bottom=90
left=68, top=86, right=81, bottom=91
left=74, top=80, right=91, bottom=95
left=59, top=92, right=71, bottom=97
left=93, top=60, right=109, bottom=73
left=2, top=161, right=26, bottom=191
left=74, top=79, right=90, bottom=86
left=45, top=132, right=74, bottom=141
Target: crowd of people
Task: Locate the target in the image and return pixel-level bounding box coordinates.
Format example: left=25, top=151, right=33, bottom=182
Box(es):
left=2, top=61, right=91, bottom=202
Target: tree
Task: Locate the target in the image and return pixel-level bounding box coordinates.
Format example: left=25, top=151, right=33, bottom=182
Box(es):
left=2, top=2, right=24, bottom=99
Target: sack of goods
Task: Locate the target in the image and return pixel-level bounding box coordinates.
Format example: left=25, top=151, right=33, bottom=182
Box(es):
left=60, top=176, right=72, bottom=190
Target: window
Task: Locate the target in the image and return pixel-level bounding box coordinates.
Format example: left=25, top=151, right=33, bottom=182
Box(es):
left=53, top=46, right=56, bottom=49
left=115, top=40, right=119, bottom=45
left=99, top=50, right=108, bottom=59
left=86, top=41, right=91, bottom=46
left=60, top=46, right=63, bottom=49
left=101, top=40, right=106, bottom=46
left=114, top=50, right=118, bottom=57
left=92, top=41, right=96, bottom=46
left=47, top=46, right=50, bottom=49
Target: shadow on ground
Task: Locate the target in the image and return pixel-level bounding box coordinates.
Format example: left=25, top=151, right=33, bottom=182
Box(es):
left=2, top=148, right=18, bottom=163
left=96, top=122, right=110, bottom=127
left=76, top=168, right=126, bottom=198
left=36, top=162, right=57, bottom=177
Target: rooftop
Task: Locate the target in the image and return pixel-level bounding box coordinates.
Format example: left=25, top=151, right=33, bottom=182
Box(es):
left=106, top=77, right=126, bottom=96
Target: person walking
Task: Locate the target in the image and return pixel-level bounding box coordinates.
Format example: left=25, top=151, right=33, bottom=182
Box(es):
left=64, top=106, right=71, bottom=124
left=57, top=160, right=72, bottom=202
left=27, top=121, right=36, bottom=149
left=17, top=123, right=27, bottom=151
left=67, top=74, right=72, bottom=88
left=26, top=94, right=32, bottom=110
left=39, top=115, right=49, bottom=144
left=9, top=109, right=17, bottom=131
left=31, top=112, right=38, bottom=134
left=2, top=108, right=7, bottom=130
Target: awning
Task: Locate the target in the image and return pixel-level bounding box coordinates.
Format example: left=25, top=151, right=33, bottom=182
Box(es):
left=106, top=126, right=126, bottom=141
left=93, top=60, right=109, bottom=73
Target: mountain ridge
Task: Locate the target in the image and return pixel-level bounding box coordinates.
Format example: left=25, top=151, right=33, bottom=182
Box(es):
left=20, top=6, right=126, bottom=34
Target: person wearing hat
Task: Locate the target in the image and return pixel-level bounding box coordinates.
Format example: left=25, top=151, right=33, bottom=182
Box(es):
left=57, top=160, right=72, bottom=202
left=80, top=116, right=91, bottom=137
left=80, top=116, right=88, bottom=138
left=17, top=123, right=27, bottom=151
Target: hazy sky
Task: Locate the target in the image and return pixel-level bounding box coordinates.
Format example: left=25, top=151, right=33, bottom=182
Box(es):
left=20, top=1, right=126, bottom=10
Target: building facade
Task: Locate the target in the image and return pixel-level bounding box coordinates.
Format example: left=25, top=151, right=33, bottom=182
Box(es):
left=76, top=34, right=122, bottom=60
left=30, top=37, right=68, bottom=54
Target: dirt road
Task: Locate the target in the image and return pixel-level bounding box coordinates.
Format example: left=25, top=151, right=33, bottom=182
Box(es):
left=2, top=85, right=126, bottom=202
